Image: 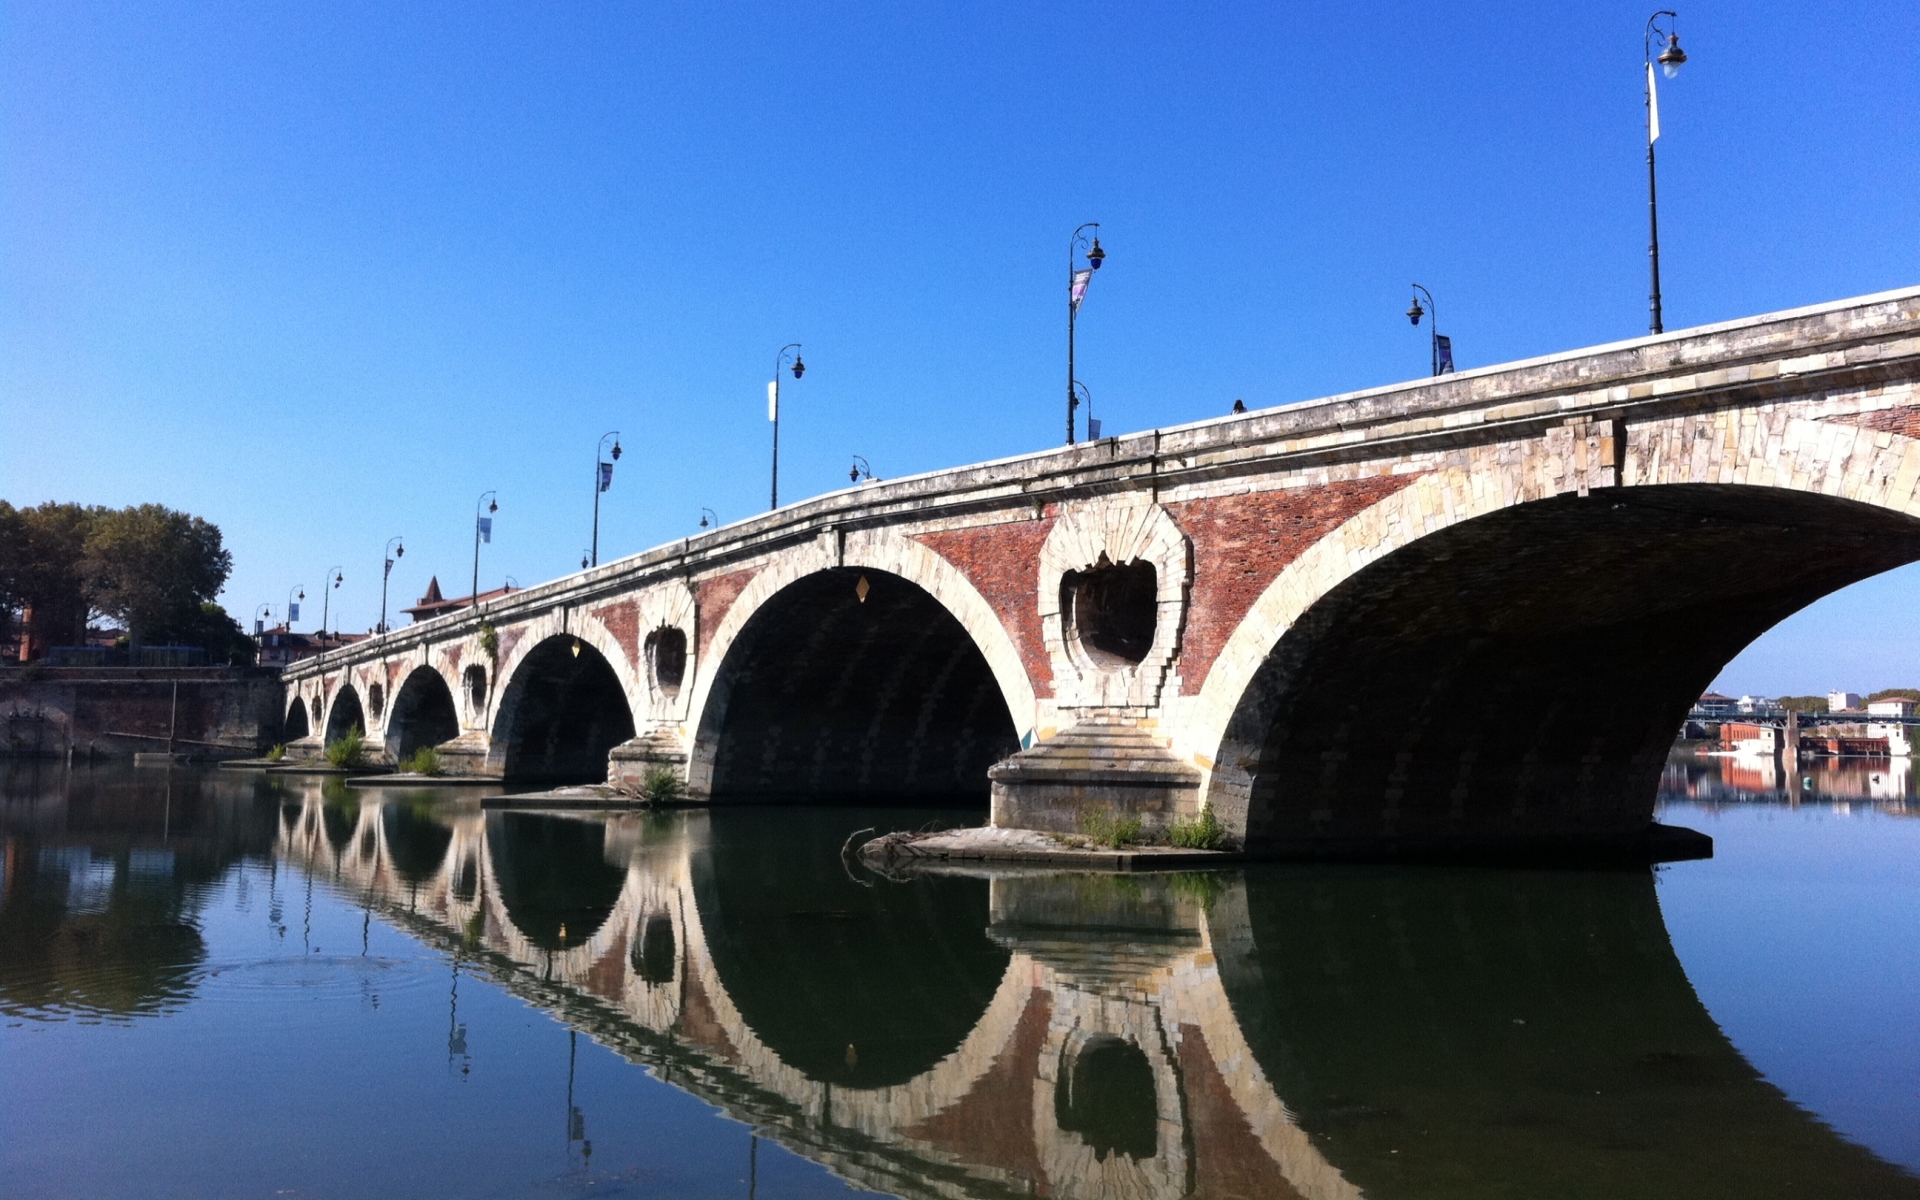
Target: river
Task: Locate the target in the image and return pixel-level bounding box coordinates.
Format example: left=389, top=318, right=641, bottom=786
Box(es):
left=2, top=755, right=1917, bottom=1198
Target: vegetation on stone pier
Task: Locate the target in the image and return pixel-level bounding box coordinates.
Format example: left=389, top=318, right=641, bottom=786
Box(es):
left=1168, top=805, right=1226, bottom=850
left=324, top=726, right=367, bottom=769
left=399, top=746, right=443, bottom=776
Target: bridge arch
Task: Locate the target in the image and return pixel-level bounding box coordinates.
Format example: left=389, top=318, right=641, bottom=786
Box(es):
left=686, top=531, right=1034, bottom=801
left=491, top=633, right=637, bottom=783
left=1193, top=420, right=1920, bottom=853
left=384, top=665, right=461, bottom=762
left=283, top=697, right=310, bottom=742
left=323, top=684, right=366, bottom=746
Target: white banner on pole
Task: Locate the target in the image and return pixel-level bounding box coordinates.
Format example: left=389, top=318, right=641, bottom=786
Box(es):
left=768, top=381, right=779, bottom=421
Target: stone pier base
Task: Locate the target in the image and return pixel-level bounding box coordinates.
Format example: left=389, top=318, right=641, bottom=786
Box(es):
left=988, top=720, right=1203, bottom=838
left=608, top=728, right=690, bottom=793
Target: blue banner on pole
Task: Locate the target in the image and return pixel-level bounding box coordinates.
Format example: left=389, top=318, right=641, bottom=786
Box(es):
left=287, top=602, right=299, bottom=623
left=598, top=462, right=613, bottom=493
left=477, top=517, right=492, bottom=544
left=1436, top=334, right=1455, bottom=374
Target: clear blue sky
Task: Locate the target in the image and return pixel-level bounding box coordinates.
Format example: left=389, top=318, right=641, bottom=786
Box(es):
left=2, top=1, right=1915, bottom=694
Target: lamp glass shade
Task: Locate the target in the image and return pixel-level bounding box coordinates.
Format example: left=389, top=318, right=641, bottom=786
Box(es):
left=395, top=545, right=404, bottom=558
left=1659, top=35, right=1686, bottom=77
left=1087, top=239, right=1105, bottom=269
left=792, top=357, right=805, bottom=379
left=1407, top=302, right=1424, bottom=326
left=611, top=443, right=623, bottom=460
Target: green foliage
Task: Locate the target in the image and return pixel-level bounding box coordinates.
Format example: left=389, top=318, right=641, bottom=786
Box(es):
left=1776, top=695, right=1829, bottom=714
left=1869, top=688, right=1920, bottom=702
left=400, top=746, right=444, bottom=776
left=152, top=602, right=255, bottom=665
left=0, top=501, right=98, bottom=650
left=1078, top=809, right=1144, bottom=849
left=640, top=765, right=686, bottom=803
left=265, top=744, right=286, bottom=761
left=80, top=505, right=232, bottom=647
left=324, top=725, right=367, bottom=769
left=478, top=621, right=499, bottom=661
left=1167, top=871, right=1224, bottom=908
left=1168, top=806, right=1226, bottom=850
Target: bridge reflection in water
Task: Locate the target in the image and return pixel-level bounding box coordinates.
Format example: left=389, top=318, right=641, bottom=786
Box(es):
left=275, top=788, right=1917, bottom=1200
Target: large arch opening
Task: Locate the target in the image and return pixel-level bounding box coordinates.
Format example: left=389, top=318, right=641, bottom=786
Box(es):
left=384, top=667, right=460, bottom=761
left=283, top=698, right=310, bottom=742
left=494, top=636, right=635, bottom=784
left=323, top=686, right=365, bottom=746
left=702, top=568, right=1020, bottom=804
left=1216, top=485, right=1920, bottom=855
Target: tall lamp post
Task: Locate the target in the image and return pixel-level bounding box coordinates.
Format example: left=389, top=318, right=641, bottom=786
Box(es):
left=1405, top=284, right=1454, bottom=376
left=321, top=567, right=343, bottom=640
left=1074, top=381, right=1099, bottom=441
left=472, top=491, right=498, bottom=606
left=380, top=536, right=405, bottom=635
left=769, top=344, right=804, bottom=509
left=287, top=585, right=305, bottom=633
left=254, top=603, right=272, bottom=641
left=1644, top=11, right=1688, bottom=334
left=1067, top=223, right=1105, bottom=445
left=591, top=433, right=621, bottom=568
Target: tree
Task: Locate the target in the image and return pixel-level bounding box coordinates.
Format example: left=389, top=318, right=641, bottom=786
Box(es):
left=151, top=602, right=256, bottom=666
left=0, top=501, right=100, bottom=655
left=80, top=505, right=232, bottom=648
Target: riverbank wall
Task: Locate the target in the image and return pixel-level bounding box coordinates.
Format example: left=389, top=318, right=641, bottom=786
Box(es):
left=0, top=667, right=284, bottom=759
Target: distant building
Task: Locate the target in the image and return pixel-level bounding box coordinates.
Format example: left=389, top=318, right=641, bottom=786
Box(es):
left=1720, top=722, right=1780, bottom=755
left=257, top=625, right=369, bottom=669
left=402, top=576, right=521, bottom=624
left=1736, top=695, right=1782, bottom=715
left=1696, top=692, right=1737, bottom=715
left=1866, top=698, right=1916, bottom=758
left=1830, top=691, right=1864, bottom=712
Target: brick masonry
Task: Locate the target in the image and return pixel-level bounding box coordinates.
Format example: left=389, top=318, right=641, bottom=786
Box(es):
left=1165, top=475, right=1422, bottom=696
left=914, top=515, right=1058, bottom=696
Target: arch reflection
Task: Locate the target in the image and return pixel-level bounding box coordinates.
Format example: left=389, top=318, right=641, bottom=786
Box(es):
left=272, top=796, right=1920, bottom=1200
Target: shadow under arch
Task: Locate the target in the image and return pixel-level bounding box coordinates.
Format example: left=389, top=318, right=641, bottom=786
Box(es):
left=384, top=666, right=460, bottom=762
left=698, top=568, right=1020, bottom=804
left=493, top=636, right=635, bottom=784
left=283, top=698, right=309, bottom=742
left=323, top=685, right=365, bottom=746
left=485, top=812, right=628, bottom=952
left=1214, top=485, right=1920, bottom=854
left=690, top=808, right=1013, bottom=1089
left=1213, top=864, right=1920, bottom=1199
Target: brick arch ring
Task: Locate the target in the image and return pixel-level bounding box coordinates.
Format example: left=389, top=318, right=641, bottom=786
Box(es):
left=1037, top=495, right=1192, bottom=711
left=1180, top=412, right=1920, bottom=833
left=682, top=527, right=1044, bottom=794
left=482, top=607, right=647, bottom=775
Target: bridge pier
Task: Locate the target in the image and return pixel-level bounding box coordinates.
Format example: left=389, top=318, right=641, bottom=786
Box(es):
left=989, top=718, right=1201, bottom=837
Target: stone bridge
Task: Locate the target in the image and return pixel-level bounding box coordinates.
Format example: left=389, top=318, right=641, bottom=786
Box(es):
left=282, top=287, right=1920, bottom=855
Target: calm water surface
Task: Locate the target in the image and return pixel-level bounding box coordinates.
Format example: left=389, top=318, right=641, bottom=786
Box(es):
left=2, top=756, right=1918, bottom=1199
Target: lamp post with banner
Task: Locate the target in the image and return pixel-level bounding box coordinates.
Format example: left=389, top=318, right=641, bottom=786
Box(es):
left=1405, top=284, right=1454, bottom=377
left=1067, top=223, right=1105, bottom=445
left=769, top=344, right=805, bottom=509
left=1644, top=11, right=1688, bottom=334
left=472, top=491, right=498, bottom=605
left=591, top=433, right=621, bottom=568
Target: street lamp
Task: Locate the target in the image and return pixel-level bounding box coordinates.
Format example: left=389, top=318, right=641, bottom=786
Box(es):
left=848, top=455, right=873, bottom=484
left=1405, top=284, right=1454, bottom=376
left=1067, top=222, right=1105, bottom=445
left=591, top=433, right=622, bottom=568
left=698, top=507, right=717, bottom=529
left=254, top=603, right=272, bottom=639
left=380, top=536, right=405, bottom=635
left=321, top=567, right=343, bottom=640
left=472, top=491, right=498, bottom=607
left=287, top=585, right=306, bottom=633
left=769, top=344, right=804, bottom=509
left=1074, top=381, right=1100, bottom=441
left=1645, top=10, right=1688, bottom=334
